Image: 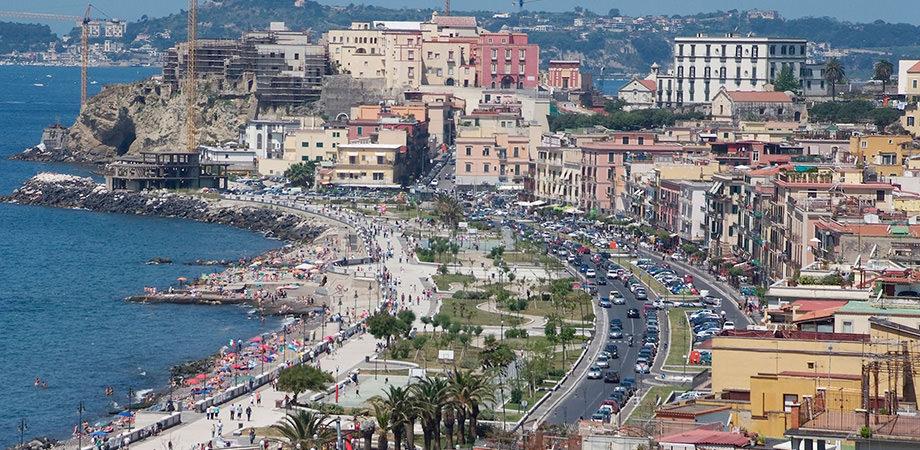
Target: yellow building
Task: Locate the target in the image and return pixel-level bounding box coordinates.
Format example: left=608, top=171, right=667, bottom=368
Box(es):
left=746, top=372, right=863, bottom=438
left=902, top=107, right=920, bottom=137
left=332, top=143, right=402, bottom=187
left=848, top=134, right=913, bottom=177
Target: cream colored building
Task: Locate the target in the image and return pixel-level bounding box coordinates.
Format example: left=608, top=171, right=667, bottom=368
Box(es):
left=332, top=143, right=402, bottom=187
left=617, top=77, right=656, bottom=110
left=257, top=118, right=349, bottom=176
left=533, top=144, right=583, bottom=206
left=454, top=111, right=538, bottom=187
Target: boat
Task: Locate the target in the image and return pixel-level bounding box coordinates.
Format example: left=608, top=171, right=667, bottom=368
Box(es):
left=32, top=83, right=44, bottom=87
left=90, top=80, right=98, bottom=84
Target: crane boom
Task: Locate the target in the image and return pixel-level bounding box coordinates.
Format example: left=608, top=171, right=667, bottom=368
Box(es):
left=185, top=0, right=197, bottom=152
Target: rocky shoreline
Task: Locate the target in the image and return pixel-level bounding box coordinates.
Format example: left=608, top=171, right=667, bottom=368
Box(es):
left=2, top=173, right=325, bottom=242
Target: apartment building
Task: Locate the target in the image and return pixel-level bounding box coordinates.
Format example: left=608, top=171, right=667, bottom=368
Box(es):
left=898, top=60, right=920, bottom=98
left=657, top=179, right=710, bottom=243
left=331, top=143, right=403, bottom=187
left=546, top=60, right=588, bottom=91
left=647, top=33, right=807, bottom=106
left=533, top=142, right=583, bottom=206
left=240, top=118, right=300, bottom=159
left=477, top=32, right=540, bottom=90
left=847, top=134, right=914, bottom=178
left=326, top=21, right=420, bottom=89
left=258, top=118, right=348, bottom=176
left=454, top=110, right=535, bottom=187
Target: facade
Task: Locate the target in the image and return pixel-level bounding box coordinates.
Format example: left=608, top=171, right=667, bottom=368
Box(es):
left=800, top=62, right=830, bottom=98
left=547, top=60, right=587, bottom=91
left=897, top=60, right=920, bottom=98
left=455, top=110, right=535, bottom=187
left=477, top=32, right=540, bottom=90
left=710, top=89, right=804, bottom=123
left=648, top=34, right=808, bottom=106
left=533, top=144, right=583, bottom=206
left=105, top=152, right=227, bottom=191
left=847, top=135, right=914, bottom=178
left=240, top=119, right=300, bottom=159
left=331, top=143, right=402, bottom=187
left=902, top=107, right=920, bottom=137
left=617, top=78, right=657, bottom=110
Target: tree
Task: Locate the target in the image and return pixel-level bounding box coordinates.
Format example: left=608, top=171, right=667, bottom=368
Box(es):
left=448, top=369, right=494, bottom=443
left=396, top=310, right=417, bottom=335
left=370, top=386, right=411, bottom=450
left=276, top=365, right=334, bottom=403
left=369, top=400, right=392, bottom=450
left=773, top=65, right=799, bottom=92
left=284, top=161, right=316, bottom=188
left=824, top=58, right=846, bottom=100
left=434, top=194, right=463, bottom=230
left=271, top=410, right=335, bottom=450
left=367, top=312, right=407, bottom=346
left=874, top=59, right=894, bottom=92
left=411, top=377, right=451, bottom=450
left=480, top=335, right=515, bottom=373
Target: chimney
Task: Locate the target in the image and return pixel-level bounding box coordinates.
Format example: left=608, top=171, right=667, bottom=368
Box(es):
left=790, top=403, right=802, bottom=429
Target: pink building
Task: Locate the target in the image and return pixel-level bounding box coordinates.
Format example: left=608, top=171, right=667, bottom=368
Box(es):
left=580, top=132, right=682, bottom=213
left=547, top=60, right=590, bottom=91
left=477, top=32, right=539, bottom=89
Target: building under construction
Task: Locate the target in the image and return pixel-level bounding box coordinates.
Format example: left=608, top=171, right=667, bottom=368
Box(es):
left=163, top=22, right=328, bottom=107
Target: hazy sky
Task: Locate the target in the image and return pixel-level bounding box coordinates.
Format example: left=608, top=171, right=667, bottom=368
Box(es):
left=4, top=0, right=920, bottom=33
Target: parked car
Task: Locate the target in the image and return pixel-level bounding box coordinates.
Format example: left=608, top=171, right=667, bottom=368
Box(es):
left=587, top=366, right=603, bottom=379
left=603, top=370, right=620, bottom=384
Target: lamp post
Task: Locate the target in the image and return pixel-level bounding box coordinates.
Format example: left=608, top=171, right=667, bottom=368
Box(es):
left=17, top=418, right=27, bottom=450
left=126, top=387, right=135, bottom=431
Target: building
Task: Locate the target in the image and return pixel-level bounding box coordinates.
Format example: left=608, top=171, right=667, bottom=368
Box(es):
left=813, top=219, right=920, bottom=267
left=901, top=107, right=920, bottom=137
left=454, top=110, right=534, bottom=187
left=105, top=152, right=227, bottom=191
left=477, top=31, right=540, bottom=90
left=656, top=429, right=752, bottom=449
left=800, top=62, right=830, bottom=98
left=198, top=145, right=257, bottom=173
left=163, top=22, right=327, bottom=106
left=330, top=142, right=403, bottom=187
left=534, top=135, right=583, bottom=206
left=257, top=118, right=348, bottom=176
left=847, top=135, right=914, bottom=178
left=897, top=60, right=920, bottom=98
left=710, top=89, right=805, bottom=123
left=547, top=60, right=588, bottom=91
left=240, top=118, right=300, bottom=159
left=617, top=77, right=657, bottom=110
left=657, top=179, right=710, bottom=243
left=647, top=33, right=808, bottom=106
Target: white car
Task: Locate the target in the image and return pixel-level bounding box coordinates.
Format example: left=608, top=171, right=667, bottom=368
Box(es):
left=587, top=366, right=603, bottom=379
left=586, top=269, right=597, bottom=278
left=722, top=321, right=736, bottom=331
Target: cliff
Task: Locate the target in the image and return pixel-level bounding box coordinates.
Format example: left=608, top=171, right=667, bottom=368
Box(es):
left=14, top=78, right=258, bottom=163
left=4, top=173, right=326, bottom=242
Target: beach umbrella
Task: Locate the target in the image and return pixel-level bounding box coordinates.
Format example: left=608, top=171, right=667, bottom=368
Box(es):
left=249, top=336, right=262, bottom=343
left=117, top=411, right=134, bottom=418
left=195, top=373, right=208, bottom=380
left=91, top=431, right=108, bottom=437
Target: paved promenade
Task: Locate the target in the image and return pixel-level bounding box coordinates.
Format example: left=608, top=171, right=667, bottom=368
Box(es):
left=125, top=198, right=438, bottom=450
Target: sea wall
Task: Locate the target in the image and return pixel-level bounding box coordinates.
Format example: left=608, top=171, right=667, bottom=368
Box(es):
left=3, top=173, right=325, bottom=242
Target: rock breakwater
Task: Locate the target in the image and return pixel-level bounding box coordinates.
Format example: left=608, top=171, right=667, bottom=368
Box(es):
left=3, top=173, right=325, bottom=242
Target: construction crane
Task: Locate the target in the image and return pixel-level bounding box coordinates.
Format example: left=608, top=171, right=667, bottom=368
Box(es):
left=185, top=0, right=197, bottom=152
left=0, top=4, right=117, bottom=108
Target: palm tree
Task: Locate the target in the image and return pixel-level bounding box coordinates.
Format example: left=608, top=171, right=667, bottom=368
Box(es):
left=411, top=377, right=451, bottom=450
left=824, top=58, right=846, bottom=100
left=369, top=402, right=391, bottom=450
left=874, top=59, right=894, bottom=93
left=359, top=419, right=375, bottom=450
left=448, top=370, right=495, bottom=443
left=434, top=194, right=463, bottom=231
left=370, top=386, right=410, bottom=450
left=271, top=410, right=336, bottom=450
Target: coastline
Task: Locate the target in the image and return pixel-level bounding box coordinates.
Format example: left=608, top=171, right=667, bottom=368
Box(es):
left=1, top=174, right=369, bottom=449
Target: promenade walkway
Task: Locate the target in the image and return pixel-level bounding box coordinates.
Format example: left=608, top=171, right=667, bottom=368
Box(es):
left=124, top=197, right=438, bottom=450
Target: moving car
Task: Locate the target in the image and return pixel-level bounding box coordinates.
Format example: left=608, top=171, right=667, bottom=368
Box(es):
left=627, top=308, right=641, bottom=318
left=598, top=297, right=612, bottom=308
left=587, top=366, right=603, bottom=379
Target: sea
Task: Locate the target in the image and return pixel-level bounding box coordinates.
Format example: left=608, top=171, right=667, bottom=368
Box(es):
left=595, top=78, right=629, bottom=96
left=0, top=66, right=282, bottom=447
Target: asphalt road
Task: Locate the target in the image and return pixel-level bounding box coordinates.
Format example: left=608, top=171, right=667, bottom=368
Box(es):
left=544, top=252, right=656, bottom=424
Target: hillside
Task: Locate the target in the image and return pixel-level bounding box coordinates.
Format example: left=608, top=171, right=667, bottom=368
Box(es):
left=0, top=21, right=57, bottom=54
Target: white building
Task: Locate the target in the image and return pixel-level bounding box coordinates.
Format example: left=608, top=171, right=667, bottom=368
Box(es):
left=240, top=119, right=300, bottom=159
left=199, top=145, right=258, bottom=172
left=647, top=33, right=808, bottom=106
left=677, top=180, right=710, bottom=243
left=617, top=76, right=657, bottom=110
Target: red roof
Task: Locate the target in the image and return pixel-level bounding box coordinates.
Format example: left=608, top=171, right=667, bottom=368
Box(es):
left=908, top=61, right=920, bottom=74
left=725, top=90, right=792, bottom=103
left=580, top=142, right=684, bottom=152
left=432, top=16, right=477, bottom=28
left=792, top=306, right=843, bottom=324
left=639, top=79, right=657, bottom=91
left=657, top=429, right=750, bottom=447
left=790, top=299, right=849, bottom=313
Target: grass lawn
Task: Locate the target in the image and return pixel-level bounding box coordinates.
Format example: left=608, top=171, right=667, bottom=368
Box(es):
left=503, top=389, right=549, bottom=412
left=616, top=259, right=671, bottom=296
left=381, top=333, right=483, bottom=370
left=665, top=308, right=693, bottom=367
left=628, top=385, right=677, bottom=422
left=439, top=298, right=523, bottom=327
left=502, top=335, right=588, bottom=352
left=433, top=273, right=477, bottom=291
left=495, top=298, right=593, bottom=322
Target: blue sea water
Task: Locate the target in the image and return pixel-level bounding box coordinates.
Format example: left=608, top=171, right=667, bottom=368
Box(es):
left=0, top=66, right=281, bottom=447
left=595, top=78, right=628, bottom=96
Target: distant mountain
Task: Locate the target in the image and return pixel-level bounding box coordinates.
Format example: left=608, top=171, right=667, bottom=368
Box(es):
left=0, top=21, right=57, bottom=54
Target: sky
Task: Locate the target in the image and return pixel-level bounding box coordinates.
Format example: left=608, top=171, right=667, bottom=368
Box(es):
left=3, top=0, right=920, bottom=34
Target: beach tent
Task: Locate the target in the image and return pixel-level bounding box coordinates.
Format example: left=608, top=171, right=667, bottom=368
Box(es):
left=294, top=263, right=315, bottom=270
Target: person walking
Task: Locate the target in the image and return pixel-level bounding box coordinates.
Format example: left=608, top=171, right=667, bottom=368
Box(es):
left=248, top=429, right=256, bottom=445
left=246, top=406, right=252, bottom=421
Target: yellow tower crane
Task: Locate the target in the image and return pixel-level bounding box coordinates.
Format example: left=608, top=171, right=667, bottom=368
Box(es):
left=0, top=4, right=118, bottom=109
left=185, top=0, right=198, bottom=152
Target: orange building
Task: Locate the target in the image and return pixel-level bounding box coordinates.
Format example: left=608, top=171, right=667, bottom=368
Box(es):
left=547, top=60, right=588, bottom=91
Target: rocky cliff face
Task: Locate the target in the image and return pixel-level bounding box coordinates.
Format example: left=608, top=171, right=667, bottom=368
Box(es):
left=4, top=173, right=326, bottom=242
left=14, top=78, right=258, bottom=163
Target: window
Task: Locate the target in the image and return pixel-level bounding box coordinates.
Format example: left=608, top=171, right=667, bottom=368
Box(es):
left=505, top=49, right=512, bottom=60
left=622, top=137, right=629, bottom=145
left=513, top=147, right=519, bottom=157
left=608, top=154, right=614, bottom=163
left=490, top=63, right=497, bottom=74
left=752, top=46, right=758, bottom=58
left=781, top=45, right=787, bottom=55
left=877, top=190, right=887, bottom=201
left=465, top=163, right=471, bottom=172
left=376, top=155, right=385, bottom=164
left=483, top=163, right=490, bottom=173
left=316, top=142, right=324, bottom=148
left=735, top=45, right=742, bottom=58
left=689, top=67, right=695, bottom=78
left=408, top=67, right=415, bottom=78
left=842, top=321, right=854, bottom=333
left=789, top=46, right=795, bottom=55
left=880, top=153, right=897, bottom=165
left=519, top=49, right=526, bottom=59
left=783, top=394, right=798, bottom=413
left=491, top=49, right=498, bottom=59
left=909, top=116, right=916, bottom=127
left=678, top=44, right=684, bottom=56
left=465, top=146, right=472, bottom=156
left=373, top=172, right=384, bottom=181
left=301, top=156, right=309, bottom=161
left=301, top=142, right=310, bottom=147
left=638, top=137, right=645, bottom=145
left=349, top=155, right=357, bottom=164
left=256, top=134, right=263, bottom=150
left=483, top=147, right=491, bottom=156
left=408, top=50, right=414, bottom=60
left=357, top=126, right=363, bottom=135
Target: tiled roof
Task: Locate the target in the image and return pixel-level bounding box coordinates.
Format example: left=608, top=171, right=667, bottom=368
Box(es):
left=657, top=429, right=750, bottom=446
left=790, top=299, right=849, bottom=312
left=908, top=61, right=920, bottom=74
left=725, top=90, right=792, bottom=103
left=814, top=219, right=920, bottom=237
left=792, top=306, right=843, bottom=323
left=432, top=16, right=477, bottom=28
left=639, top=79, right=657, bottom=91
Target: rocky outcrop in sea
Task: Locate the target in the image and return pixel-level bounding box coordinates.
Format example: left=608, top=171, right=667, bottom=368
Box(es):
left=4, top=173, right=326, bottom=242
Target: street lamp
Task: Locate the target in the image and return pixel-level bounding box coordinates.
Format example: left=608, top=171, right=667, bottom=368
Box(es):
left=17, top=418, right=27, bottom=450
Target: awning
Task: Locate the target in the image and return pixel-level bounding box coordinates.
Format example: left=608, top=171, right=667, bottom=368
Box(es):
left=708, top=181, right=724, bottom=195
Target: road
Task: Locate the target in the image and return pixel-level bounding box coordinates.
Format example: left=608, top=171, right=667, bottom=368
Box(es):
left=544, top=251, right=656, bottom=424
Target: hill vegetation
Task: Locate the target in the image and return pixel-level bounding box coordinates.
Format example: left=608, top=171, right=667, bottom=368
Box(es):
left=0, top=21, right=57, bottom=54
